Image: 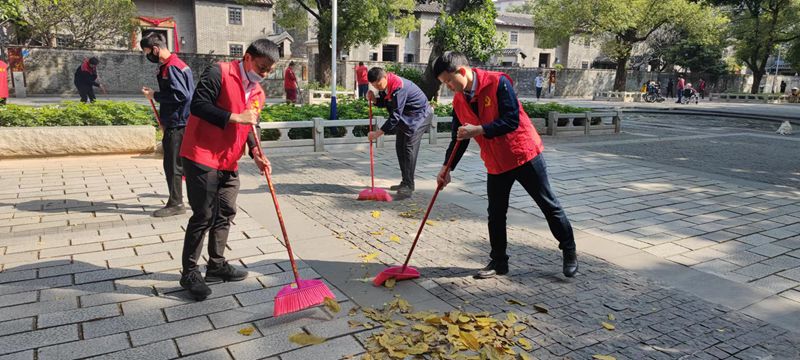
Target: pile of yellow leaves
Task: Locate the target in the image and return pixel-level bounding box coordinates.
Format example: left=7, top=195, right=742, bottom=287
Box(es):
left=355, top=297, right=535, bottom=360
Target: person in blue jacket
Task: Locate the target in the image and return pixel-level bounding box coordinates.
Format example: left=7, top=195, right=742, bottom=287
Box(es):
left=366, top=67, right=432, bottom=200
left=140, top=33, right=195, bottom=217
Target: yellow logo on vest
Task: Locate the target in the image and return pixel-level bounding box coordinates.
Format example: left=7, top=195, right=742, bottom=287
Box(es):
left=484, top=96, right=491, bottom=108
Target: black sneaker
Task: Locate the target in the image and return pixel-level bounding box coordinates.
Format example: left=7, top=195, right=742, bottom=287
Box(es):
left=395, top=186, right=413, bottom=200
left=474, top=260, right=509, bottom=279
left=180, top=270, right=211, bottom=301
left=563, top=250, right=578, bottom=278
left=389, top=184, right=415, bottom=191
left=205, top=262, right=248, bottom=283
left=152, top=205, right=186, bottom=218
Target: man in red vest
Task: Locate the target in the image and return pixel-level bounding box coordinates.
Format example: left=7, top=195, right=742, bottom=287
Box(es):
left=0, top=58, right=8, bottom=105
left=433, top=51, right=578, bottom=279
left=355, top=61, right=369, bottom=98
left=140, top=33, right=195, bottom=218
left=284, top=61, right=297, bottom=104
left=178, top=39, right=276, bottom=300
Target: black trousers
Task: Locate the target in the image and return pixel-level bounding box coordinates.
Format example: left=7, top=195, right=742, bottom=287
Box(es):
left=163, top=127, right=185, bottom=207
left=78, top=86, right=96, bottom=103
left=535, top=87, right=542, bottom=99
left=394, top=114, right=432, bottom=190
left=487, top=155, right=575, bottom=263
left=182, top=158, right=239, bottom=272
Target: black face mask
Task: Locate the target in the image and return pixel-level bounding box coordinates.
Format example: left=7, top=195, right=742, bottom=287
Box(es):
left=146, top=48, right=160, bottom=64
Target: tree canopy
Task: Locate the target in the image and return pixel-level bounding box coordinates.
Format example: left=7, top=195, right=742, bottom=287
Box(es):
left=532, top=0, right=727, bottom=90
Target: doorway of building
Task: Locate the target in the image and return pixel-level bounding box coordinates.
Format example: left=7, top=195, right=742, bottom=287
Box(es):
left=538, top=53, right=550, bottom=68
left=382, top=45, right=398, bottom=62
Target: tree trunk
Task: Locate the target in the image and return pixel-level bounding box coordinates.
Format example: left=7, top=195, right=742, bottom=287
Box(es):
left=613, top=56, right=629, bottom=91
left=315, top=40, right=332, bottom=86
left=750, top=69, right=765, bottom=94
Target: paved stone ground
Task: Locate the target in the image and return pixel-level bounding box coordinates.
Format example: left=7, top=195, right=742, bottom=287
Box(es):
left=0, top=112, right=799, bottom=359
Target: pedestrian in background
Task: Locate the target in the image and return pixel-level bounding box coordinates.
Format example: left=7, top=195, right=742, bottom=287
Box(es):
left=534, top=72, right=544, bottom=99
left=698, top=78, right=706, bottom=100
left=666, top=79, right=674, bottom=98
left=74, top=57, right=104, bottom=103
left=0, top=57, right=8, bottom=105
left=355, top=61, right=369, bottom=98
left=284, top=61, right=298, bottom=104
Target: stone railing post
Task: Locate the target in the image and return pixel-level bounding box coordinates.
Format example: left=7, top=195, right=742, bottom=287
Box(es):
left=547, top=111, right=559, bottom=136
left=375, top=116, right=385, bottom=149
left=313, top=117, right=325, bottom=152
left=429, top=116, right=438, bottom=145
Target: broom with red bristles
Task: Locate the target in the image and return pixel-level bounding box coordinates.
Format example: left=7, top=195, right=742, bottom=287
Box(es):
left=247, top=102, right=335, bottom=316
left=373, top=140, right=462, bottom=286
left=357, top=101, right=392, bottom=202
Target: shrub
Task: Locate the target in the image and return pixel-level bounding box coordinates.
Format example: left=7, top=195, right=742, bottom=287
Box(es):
left=384, top=63, right=424, bottom=89
left=0, top=101, right=154, bottom=127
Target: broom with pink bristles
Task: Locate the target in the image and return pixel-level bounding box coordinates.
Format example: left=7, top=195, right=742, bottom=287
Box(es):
left=357, top=101, right=392, bottom=202
left=248, top=108, right=335, bottom=316
left=373, top=140, right=462, bottom=286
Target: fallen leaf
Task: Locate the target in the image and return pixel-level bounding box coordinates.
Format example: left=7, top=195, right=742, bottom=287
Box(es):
left=348, top=320, right=362, bottom=328
left=348, top=306, right=360, bottom=316
left=407, top=342, right=429, bottom=355
left=413, top=324, right=436, bottom=333
left=592, top=355, right=616, bottom=360
left=360, top=252, right=379, bottom=262
left=371, top=210, right=381, bottom=218
left=460, top=331, right=480, bottom=351
left=238, top=327, right=255, bottom=336
left=533, top=304, right=549, bottom=313
left=370, top=230, right=383, bottom=236
left=425, top=220, right=437, bottom=226
left=323, top=297, right=340, bottom=313
left=289, top=332, right=326, bottom=345
left=518, top=338, right=533, bottom=351
left=608, top=313, right=615, bottom=321
left=520, top=351, right=534, bottom=360
left=389, top=234, right=401, bottom=243
left=384, top=277, right=396, bottom=289
left=601, top=322, right=615, bottom=331
left=506, top=298, right=528, bottom=306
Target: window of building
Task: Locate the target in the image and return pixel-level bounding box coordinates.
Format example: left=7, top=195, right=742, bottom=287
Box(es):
left=370, top=52, right=379, bottom=61
left=228, top=7, right=243, bottom=25
left=581, top=61, right=589, bottom=69
left=229, top=44, right=244, bottom=57
left=382, top=45, right=398, bottom=62
left=404, top=54, right=414, bottom=63
left=510, top=31, right=518, bottom=45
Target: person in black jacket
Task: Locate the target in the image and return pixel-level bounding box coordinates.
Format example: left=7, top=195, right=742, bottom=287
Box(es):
left=366, top=67, right=432, bottom=200
left=74, top=57, right=103, bottom=103
left=140, top=33, right=195, bottom=218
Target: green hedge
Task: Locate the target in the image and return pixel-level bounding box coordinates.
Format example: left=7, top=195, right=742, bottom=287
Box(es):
left=0, top=101, right=154, bottom=127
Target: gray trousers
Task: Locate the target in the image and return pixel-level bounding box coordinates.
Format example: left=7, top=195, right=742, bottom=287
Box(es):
left=395, top=113, right=432, bottom=190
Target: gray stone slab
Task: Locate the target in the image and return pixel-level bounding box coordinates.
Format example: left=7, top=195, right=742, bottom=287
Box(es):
left=749, top=244, right=790, bottom=257
left=0, top=325, right=78, bottom=355
left=226, top=328, right=301, bottom=360
left=37, top=333, right=130, bottom=360
left=0, top=291, right=37, bottom=308
left=0, top=351, right=33, bottom=360
left=0, top=298, right=78, bottom=322
left=0, top=270, right=36, bottom=284
left=741, top=295, right=800, bottom=333
left=0, top=275, right=72, bottom=296
left=279, top=335, right=364, bottom=360
left=82, top=309, right=165, bottom=338
left=0, top=318, right=33, bottom=337
left=205, top=277, right=264, bottom=300
left=85, top=340, right=178, bottom=360
left=178, top=348, right=232, bottom=360
left=749, top=275, right=799, bottom=294
left=175, top=324, right=261, bottom=355
left=163, top=296, right=240, bottom=322
left=120, top=295, right=189, bottom=314
left=129, top=316, right=213, bottom=347
left=208, top=301, right=274, bottom=329
left=37, top=303, right=120, bottom=328
left=74, top=268, right=144, bottom=284
left=234, top=286, right=282, bottom=307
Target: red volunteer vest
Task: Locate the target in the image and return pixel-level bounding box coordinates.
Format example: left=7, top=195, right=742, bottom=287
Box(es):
left=452, top=68, right=543, bottom=175
left=180, top=60, right=265, bottom=171
left=0, top=61, right=8, bottom=98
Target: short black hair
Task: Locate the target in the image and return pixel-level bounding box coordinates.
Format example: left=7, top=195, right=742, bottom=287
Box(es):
left=246, top=39, right=280, bottom=62
left=358, top=61, right=364, bottom=66
left=139, top=33, right=167, bottom=50
left=88, top=57, right=100, bottom=65
left=367, top=67, right=386, bottom=83
left=288, top=61, right=295, bottom=66
left=432, top=51, right=470, bottom=77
